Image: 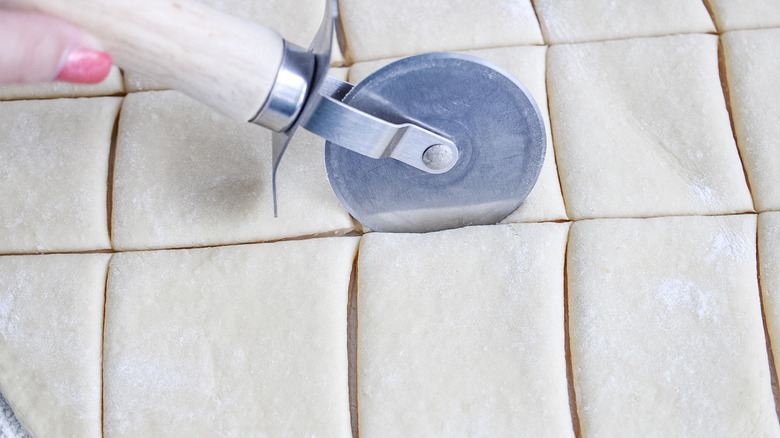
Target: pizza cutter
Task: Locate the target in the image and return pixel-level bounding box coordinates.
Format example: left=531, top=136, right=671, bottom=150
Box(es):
left=7, top=0, right=546, bottom=233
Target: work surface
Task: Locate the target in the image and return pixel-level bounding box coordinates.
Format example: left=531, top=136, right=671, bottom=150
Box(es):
left=1, top=0, right=780, bottom=437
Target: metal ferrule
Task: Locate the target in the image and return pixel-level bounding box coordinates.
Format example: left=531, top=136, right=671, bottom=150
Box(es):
left=251, top=42, right=315, bottom=132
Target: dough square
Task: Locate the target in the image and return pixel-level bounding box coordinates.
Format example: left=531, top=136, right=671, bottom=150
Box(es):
left=533, top=0, right=714, bottom=44
left=0, top=97, right=119, bottom=252
left=349, top=46, right=567, bottom=223
left=0, top=66, right=123, bottom=100
left=329, top=66, right=349, bottom=82
left=722, top=29, right=780, bottom=212
left=339, top=0, right=543, bottom=63
left=124, top=0, right=335, bottom=91
left=103, top=236, right=358, bottom=438
left=760, top=212, right=780, bottom=369
left=568, top=215, right=778, bottom=437
left=111, top=90, right=354, bottom=250
left=548, top=34, right=753, bottom=220
left=466, top=47, right=566, bottom=223
left=357, top=223, right=574, bottom=437
left=706, top=0, right=780, bottom=31
left=0, top=253, right=109, bottom=438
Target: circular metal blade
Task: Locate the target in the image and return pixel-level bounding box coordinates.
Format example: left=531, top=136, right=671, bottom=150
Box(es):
left=325, top=53, right=546, bottom=233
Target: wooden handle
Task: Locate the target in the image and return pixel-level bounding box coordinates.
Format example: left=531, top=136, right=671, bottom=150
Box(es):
left=3, top=0, right=285, bottom=121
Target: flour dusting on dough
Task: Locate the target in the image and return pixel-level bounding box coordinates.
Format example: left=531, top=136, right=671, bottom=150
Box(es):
left=656, top=278, right=716, bottom=321
left=0, top=293, right=17, bottom=340
left=707, top=230, right=749, bottom=263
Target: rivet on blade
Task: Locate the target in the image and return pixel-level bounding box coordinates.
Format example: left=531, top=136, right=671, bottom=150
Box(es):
left=422, top=144, right=455, bottom=171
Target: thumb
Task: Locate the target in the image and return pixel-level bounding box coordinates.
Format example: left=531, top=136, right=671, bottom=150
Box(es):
left=0, top=10, right=113, bottom=85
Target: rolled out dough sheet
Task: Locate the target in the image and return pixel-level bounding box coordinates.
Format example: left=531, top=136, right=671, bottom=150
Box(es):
left=103, top=236, right=358, bottom=437
left=759, top=212, right=780, bottom=373
left=339, top=0, right=542, bottom=63
left=568, top=215, right=778, bottom=437
left=722, top=28, right=780, bottom=212
left=124, top=0, right=341, bottom=91
left=0, top=253, right=109, bottom=438
left=349, top=45, right=567, bottom=223
left=357, top=223, right=574, bottom=437
left=533, top=0, right=714, bottom=44
left=0, top=97, right=119, bottom=253
left=111, top=90, right=354, bottom=250
left=706, top=0, right=780, bottom=31
left=548, top=34, right=753, bottom=220
left=0, top=66, right=123, bottom=100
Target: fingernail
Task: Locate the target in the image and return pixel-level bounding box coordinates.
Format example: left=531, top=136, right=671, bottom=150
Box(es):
left=55, top=47, right=113, bottom=84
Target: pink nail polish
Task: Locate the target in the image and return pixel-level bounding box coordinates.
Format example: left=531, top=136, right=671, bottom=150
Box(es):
left=55, top=47, right=113, bottom=84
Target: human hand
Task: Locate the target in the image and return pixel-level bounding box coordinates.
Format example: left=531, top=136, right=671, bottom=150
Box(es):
left=0, top=10, right=112, bottom=86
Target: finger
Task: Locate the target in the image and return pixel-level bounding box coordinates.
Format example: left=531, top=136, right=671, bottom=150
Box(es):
left=0, top=10, right=112, bottom=85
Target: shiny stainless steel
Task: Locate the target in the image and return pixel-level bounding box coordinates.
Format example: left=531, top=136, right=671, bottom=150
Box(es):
left=250, top=42, right=314, bottom=132
left=422, top=144, right=454, bottom=171
left=318, top=74, right=353, bottom=100
left=303, top=76, right=458, bottom=174
left=267, top=0, right=336, bottom=215
left=324, top=53, right=547, bottom=233
left=261, top=0, right=461, bottom=214
left=333, top=1, right=348, bottom=62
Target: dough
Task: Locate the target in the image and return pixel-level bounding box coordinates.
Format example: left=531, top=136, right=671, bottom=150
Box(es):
left=707, top=0, right=780, bottom=31
left=533, top=0, right=714, bottom=44
left=568, top=215, right=778, bottom=437
left=329, top=66, right=349, bottom=82
left=0, top=66, right=123, bottom=100
left=339, top=0, right=543, bottom=63
left=124, top=0, right=340, bottom=91
left=198, top=0, right=324, bottom=47
left=103, top=236, right=358, bottom=437
left=0, top=97, right=119, bottom=252
left=722, top=29, right=780, bottom=212
left=548, top=34, right=753, bottom=220
left=122, top=73, right=167, bottom=94
left=357, top=223, right=574, bottom=437
left=345, top=58, right=396, bottom=84
left=349, top=45, right=567, bottom=224
left=111, top=90, right=354, bottom=250
left=759, top=212, right=780, bottom=371
left=0, top=253, right=109, bottom=438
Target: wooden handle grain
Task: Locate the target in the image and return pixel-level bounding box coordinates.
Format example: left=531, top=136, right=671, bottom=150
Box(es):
left=3, top=0, right=285, bottom=121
